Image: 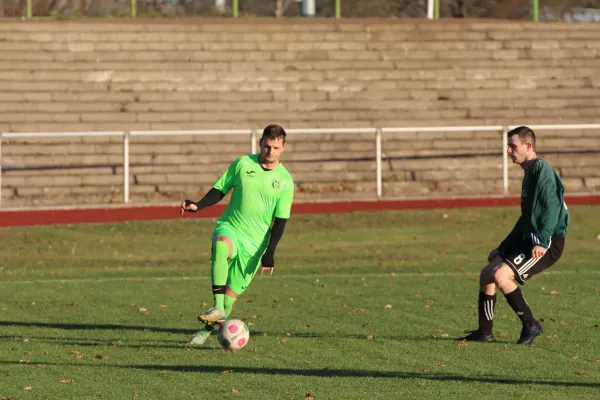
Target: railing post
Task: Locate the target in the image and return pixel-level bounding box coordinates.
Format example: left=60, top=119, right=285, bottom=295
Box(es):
left=376, top=128, right=382, bottom=199
left=123, top=131, right=130, bottom=204
left=502, top=125, right=508, bottom=194
left=251, top=130, right=257, bottom=154
left=0, top=132, right=3, bottom=209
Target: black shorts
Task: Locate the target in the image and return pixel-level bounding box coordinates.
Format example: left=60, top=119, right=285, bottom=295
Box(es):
left=500, top=235, right=565, bottom=284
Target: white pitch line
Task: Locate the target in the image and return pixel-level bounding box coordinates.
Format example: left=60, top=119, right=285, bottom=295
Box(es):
left=0, top=270, right=597, bottom=286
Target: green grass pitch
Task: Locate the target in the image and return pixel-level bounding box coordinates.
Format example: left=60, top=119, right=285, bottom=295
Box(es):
left=1, top=206, right=599, bottom=399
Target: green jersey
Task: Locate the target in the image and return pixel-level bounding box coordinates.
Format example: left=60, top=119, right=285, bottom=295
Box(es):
left=213, top=154, right=294, bottom=247
left=499, top=158, right=569, bottom=252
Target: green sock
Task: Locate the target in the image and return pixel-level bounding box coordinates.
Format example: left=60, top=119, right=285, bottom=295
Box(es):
left=224, top=295, right=237, bottom=318
left=211, top=241, right=230, bottom=312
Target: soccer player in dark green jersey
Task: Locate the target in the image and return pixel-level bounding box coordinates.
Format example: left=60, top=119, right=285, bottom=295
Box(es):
left=180, top=124, right=294, bottom=345
left=461, top=126, right=569, bottom=345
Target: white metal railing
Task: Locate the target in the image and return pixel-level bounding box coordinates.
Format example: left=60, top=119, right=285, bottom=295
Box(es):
left=1, top=124, right=599, bottom=209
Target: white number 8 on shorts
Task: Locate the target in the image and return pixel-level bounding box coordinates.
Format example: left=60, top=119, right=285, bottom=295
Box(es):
left=513, top=253, right=526, bottom=265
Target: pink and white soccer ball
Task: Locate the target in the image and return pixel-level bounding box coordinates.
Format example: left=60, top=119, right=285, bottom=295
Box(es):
left=217, top=319, right=250, bottom=350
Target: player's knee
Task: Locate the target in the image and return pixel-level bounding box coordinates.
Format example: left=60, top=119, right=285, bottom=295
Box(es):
left=479, top=266, right=495, bottom=285
left=214, top=236, right=233, bottom=258
left=493, top=266, right=514, bottom=288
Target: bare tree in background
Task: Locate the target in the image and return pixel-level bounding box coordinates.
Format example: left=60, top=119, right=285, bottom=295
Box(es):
left=0, top=0, right=599, bottom=19
left=275, top=0, right=295, bottom=17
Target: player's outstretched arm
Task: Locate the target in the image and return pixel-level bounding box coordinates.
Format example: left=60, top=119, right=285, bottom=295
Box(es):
left=260, top=217, right=287, bottom=276
left=180, top=188, right=226, bottom=215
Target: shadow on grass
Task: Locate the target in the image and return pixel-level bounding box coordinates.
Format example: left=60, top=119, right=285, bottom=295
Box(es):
left=1, top=360, right=598, bottom=388
left=0, top=321, right=467, bottom=343
left=0, top=321, right=195, bottom=335
left=0, top=321, right=510, bottom=343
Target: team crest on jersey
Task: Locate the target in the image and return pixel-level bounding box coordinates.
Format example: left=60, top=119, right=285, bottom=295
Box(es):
left=272, top=181, right=281, bottom=188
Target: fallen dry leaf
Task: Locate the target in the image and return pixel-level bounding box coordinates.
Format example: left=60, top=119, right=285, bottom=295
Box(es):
left=19, top=359, right=31, bottom=364
left=24, top=386, right=33, bottom=391
left=281, top=338, right=288, bottom=343
left=457, top=340, right=468, bottom=347
left=384, top=304, right=392, bottom=309
left=232, top=388, right=239, bottom=393
left=23, top=338, right=29, bottom=343
left=423, top=368, right=430, bottom=373
left=134, top=392, right=138, bottom=398
left=305, top=394, right=315, bottom=400
left=223, top=370, right=232, bottom=374
left=438, top=362, right=447, bottom=368
left=159, top=304, right=168, bottom=308
left=551, top=291, right=560, bottom=296
left=441, top=333, right=449, bottom=337
left=273, top=299, right=279, bottom=303
left=160, top=370, right=168, bottom=373
left=139, top=308, right=147, bottom=312
left=366, top=335, right=374, bottom=340
left=575, top=371, right=585, bottom=375
left=354, top=308, right=365, bottom=313
left=93, top=354, right=104, bottom=359
left=59, top=379, right=74, bottom=384
left=359, top=354, right=365, bottom=360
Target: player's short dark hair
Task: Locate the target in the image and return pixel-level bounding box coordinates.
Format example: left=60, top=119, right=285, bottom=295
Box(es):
left=261, top=124, right=286, bottom=144
left=508, top=126, right=536, bottom=150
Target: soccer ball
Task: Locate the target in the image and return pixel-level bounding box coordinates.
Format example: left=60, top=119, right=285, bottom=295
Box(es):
left=217, top=319, right=250, bottom=351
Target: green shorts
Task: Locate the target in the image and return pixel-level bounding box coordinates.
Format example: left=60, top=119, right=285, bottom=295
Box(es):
left=212, top=225, right=266, bottom=296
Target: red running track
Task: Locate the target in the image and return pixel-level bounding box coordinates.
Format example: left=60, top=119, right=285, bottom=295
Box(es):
left=1, top=195, right=599, bottom=228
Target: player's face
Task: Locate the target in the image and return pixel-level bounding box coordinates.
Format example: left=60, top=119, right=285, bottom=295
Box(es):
left=507, top=135, right=532, bottom=164
left=259, top=137, right=285, bottom=164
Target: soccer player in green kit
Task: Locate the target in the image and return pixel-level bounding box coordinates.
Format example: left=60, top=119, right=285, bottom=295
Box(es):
left=460, top=126, right=569, bottom=345
left=180, top=124, right=294, bottom=345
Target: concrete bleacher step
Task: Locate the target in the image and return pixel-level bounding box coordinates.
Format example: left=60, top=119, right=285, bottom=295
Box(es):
left=1, top=20, right=600, bottom=206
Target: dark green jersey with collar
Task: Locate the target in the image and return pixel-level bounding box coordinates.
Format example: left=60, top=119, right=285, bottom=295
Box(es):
left=498, top=158, right=569, bottom=252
